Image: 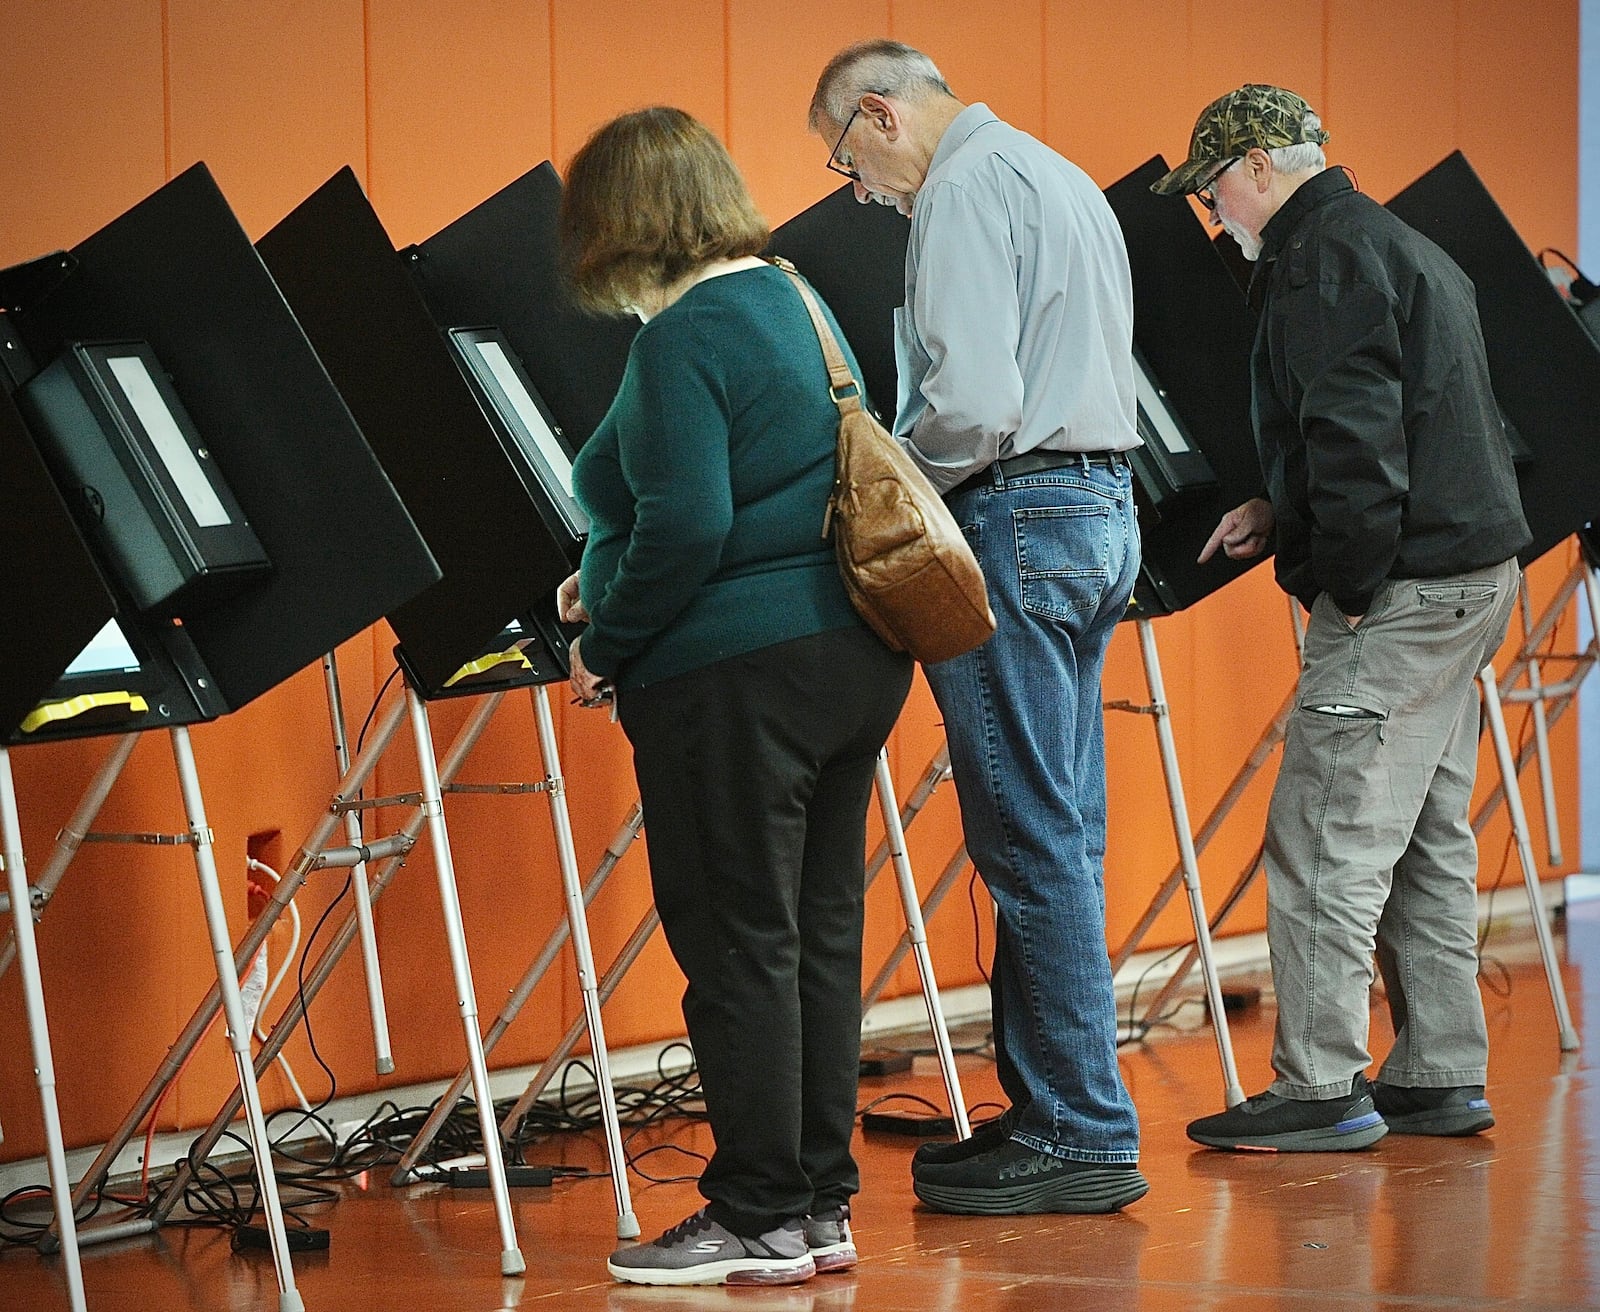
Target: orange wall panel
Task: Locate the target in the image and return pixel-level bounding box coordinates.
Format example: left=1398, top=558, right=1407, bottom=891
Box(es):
left=894, top=0, right=1046, bottom=138
left=1326, top=0, right=1459, bottom=204
left=366, top=0, right=555, bottom=248
left=0, top=0, right=166, bottom=263
left=550, top=0, right=726, bottom=168
left=727, top=0, right=890, bottom=229
left=166, top=0, right=367, bottom=237
left=1044, top=2, right=1191, bottom=186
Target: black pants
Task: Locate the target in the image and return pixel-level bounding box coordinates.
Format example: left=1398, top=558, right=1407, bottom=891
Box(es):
left=617, top=626, right=913, bottom=1234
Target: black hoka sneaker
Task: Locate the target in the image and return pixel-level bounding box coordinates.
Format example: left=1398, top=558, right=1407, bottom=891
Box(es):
left=607, top=1209, right=814, bottom=1286
left=1186, top=1076, right=1388, bottom=1152
left=1371, top=1082, right=1494, bottom=1136
left=910, top=1108, right=1015, bottom=1168
left=912, top=1137, right=1149, bottom=1214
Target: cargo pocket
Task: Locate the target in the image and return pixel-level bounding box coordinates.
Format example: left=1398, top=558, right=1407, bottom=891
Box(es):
left=1298, top=698, right=1390, bottom=743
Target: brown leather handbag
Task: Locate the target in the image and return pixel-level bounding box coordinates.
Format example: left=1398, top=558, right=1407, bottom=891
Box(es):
left=774, top=260, right=996, bottom=665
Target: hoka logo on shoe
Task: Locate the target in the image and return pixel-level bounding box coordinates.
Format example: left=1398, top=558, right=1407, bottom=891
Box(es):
left=997, top=1153, right=1066, bottom=1181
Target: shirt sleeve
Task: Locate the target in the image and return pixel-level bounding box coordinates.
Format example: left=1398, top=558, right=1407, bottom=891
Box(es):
left=1286, top=278, right=1408, bottom=616
left=577, top=315, right=735, bottom=678
left=901, top=178, right=1025, bottom=491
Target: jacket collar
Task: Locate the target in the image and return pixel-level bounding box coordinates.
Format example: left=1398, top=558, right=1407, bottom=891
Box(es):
left=1258, top=166, right=1354, bottom=262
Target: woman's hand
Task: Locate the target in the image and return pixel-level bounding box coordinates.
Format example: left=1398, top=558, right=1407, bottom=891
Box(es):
left=557, top=571, right=590, bottom=624
left=567, top=635, right=610, bottom=707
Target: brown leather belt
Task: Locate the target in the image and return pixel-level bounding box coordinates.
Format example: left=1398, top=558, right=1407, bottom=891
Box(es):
left=946, top=448, right=1128, bottom=500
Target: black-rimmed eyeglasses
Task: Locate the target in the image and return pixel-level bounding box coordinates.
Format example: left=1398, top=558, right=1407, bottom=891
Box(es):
left=825, top=95, right=884, bottom=181
left=1196, top=158, right=1238, bottom=211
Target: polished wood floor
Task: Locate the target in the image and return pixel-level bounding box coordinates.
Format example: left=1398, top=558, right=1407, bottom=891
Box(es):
left=5, top=898, right=1600, bottom=1312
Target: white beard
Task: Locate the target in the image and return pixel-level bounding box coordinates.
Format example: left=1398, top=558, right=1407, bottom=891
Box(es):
left=1226, top=223, right=1263, bottom=262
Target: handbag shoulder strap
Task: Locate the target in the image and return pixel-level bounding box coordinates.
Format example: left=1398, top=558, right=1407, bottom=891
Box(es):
left=768, top=256, right=864, bottom=418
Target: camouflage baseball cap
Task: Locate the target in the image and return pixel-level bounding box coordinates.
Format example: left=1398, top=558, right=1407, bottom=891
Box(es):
left=1151, top=84, right=1330, bottom=195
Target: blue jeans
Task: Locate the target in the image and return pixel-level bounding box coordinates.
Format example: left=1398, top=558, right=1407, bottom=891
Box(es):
left=923, top=457, right=1141, bottom=1163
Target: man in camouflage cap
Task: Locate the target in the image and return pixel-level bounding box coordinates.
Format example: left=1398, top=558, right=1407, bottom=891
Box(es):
left=1151, top=84, right=1329, bottom=198
left=1155, top=87, right=1529, bottom=1154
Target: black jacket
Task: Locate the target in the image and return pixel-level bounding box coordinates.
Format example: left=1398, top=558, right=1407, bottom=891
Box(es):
left=1250, top=168, right=1529, bottom=614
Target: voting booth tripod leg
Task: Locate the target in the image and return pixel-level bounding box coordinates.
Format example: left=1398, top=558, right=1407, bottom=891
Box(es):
left=526, top=684, right=638, bottom=1237
left=170, top=727, right=306, bottom=1312
left=404, top=687, right=526, bottom=1276
left=1478, top=666, right=1581, bottom=1052
left=862, top=745, right=950, bottom=893
left=1472, top=560, right=1598, bottom=844
left=321, top=651, right=393, bottom=1074
left=860, top=843, right=971, bottom=1013
left=143, top=696, right=491, bottom=1231
left=390, top=803, right=643, bottom=1192
left=1109, top=621, right=1245, bottom=1106
left=1493, top=554, right=1600, bottom=867
left=1516, top=574, right=1564, bottom=866
left=495, top=900, right=662, bottom=1142
left=0, top=748, right=88, bottom=1312
left=1108, top=685, right=1293, bottom=982
left=871, top=748, right=972, bottom=1138
left=59, top=698, right=407, bottom=1241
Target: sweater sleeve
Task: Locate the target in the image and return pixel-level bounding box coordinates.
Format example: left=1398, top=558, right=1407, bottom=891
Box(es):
left=576, top=314, right=735, bottom=678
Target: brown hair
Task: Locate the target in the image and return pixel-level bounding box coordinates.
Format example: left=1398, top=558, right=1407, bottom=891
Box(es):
left=560, top=107, right=770, bottom=314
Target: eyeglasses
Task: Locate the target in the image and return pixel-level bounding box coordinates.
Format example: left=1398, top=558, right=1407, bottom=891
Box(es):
left=1196, top=158, right=1239, bottom=211
left=825, top=95, right=884, bottom=181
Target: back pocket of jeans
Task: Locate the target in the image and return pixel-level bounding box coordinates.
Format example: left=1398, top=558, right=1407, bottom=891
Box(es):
left=1014, top=504, right=1109, bottom=621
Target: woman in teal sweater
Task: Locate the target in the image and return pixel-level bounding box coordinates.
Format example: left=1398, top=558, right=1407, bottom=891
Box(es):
left=557, top=108, right=912, bottom=1288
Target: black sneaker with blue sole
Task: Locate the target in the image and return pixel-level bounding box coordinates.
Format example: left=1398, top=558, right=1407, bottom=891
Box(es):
left=1187, top=1077, right=1388, bottom=1152
left=1371, top=1081, right=1494, bottom=1136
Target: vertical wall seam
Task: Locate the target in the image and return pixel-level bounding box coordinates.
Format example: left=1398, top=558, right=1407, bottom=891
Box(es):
left=1321, top=0, right=1332, bottom=130
left=1039, top=0, right=1048, bottom=142
left=161, top=0, right=172, bottom=179
left=549, top=0, right=559, bottom=167
left=1453, top=0, right=1462, bottom=147
left=362, top=0, right=374, bottom=194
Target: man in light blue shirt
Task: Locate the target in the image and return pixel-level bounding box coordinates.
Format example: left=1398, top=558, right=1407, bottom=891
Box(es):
left=810, top=40, right=1146, bottom=1215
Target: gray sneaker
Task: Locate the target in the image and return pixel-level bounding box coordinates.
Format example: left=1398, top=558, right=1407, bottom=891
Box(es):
left=607, top=1209, right=815, bottom=1286
left=803, top=1204, right=857, bottom=1273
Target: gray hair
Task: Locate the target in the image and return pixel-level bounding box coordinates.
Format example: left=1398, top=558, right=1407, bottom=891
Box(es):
left=1269, top=113, right=1327, bottom=174
left=808, top=40, right=954, bottom=132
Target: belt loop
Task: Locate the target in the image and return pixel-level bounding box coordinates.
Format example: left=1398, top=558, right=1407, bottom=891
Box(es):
left=990, top=459, right=1005, bottom=492
left=1078, top=452, right=1090, bottom=474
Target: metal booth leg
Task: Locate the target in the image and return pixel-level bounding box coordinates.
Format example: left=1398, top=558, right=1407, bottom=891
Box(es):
left=404, top=688, right=527, bottom=1276
left=59, top=699, right=405, bottom=1241
left=0, top=748, right=88, bottom=1312
left=320, top=651, right=393, bottom=1074
left=1477, top=666, right=1581, bottom=1052
left=1130, top=620, right=1246, bottom=1106
left=1516, top=574, right=1564, bottom=866
left=528, top=685, right=639, bottom=1239
left=144, top=695, right=485, bottom=1229
left=872, top=749, right=972, bottom=1138
left=391, top=804, right=643, bottom=1188
left=169, top=727, right=306, bottom=1312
